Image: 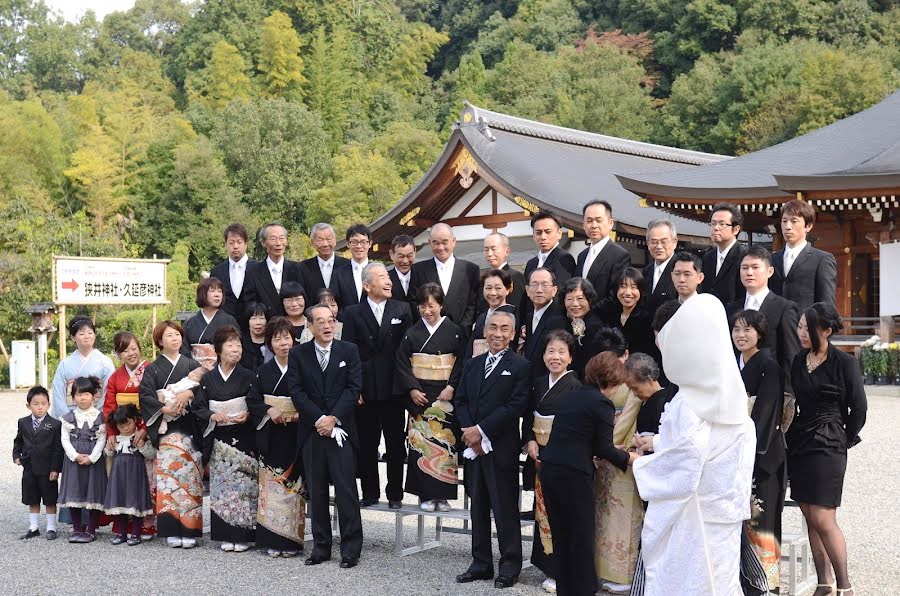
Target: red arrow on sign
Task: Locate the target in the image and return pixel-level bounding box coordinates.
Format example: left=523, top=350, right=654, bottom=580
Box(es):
left=61, top=279, right=79, bottom=291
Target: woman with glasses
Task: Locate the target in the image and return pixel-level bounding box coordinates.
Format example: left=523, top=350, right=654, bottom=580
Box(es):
left=558, top=277, right=604, bottom=379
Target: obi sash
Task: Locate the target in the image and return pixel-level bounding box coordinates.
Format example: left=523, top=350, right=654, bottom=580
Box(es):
left=256, top=395, right=297, bottom=430
left=191, top=343, right=217, bottom=371
left=204, top=396, right=248, bottom=437
left=116, top=392, right=140, bottom=409
left=411, top=353, right=455, bottom=382
left=532, top=412, right=555, bottom=447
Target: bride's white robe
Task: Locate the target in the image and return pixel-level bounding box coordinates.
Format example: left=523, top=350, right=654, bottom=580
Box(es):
left=633, top=395, right=756, bottom=596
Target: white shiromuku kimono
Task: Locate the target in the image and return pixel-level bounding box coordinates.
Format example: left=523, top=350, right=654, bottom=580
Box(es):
left=633, top=294, right=756, bottom=596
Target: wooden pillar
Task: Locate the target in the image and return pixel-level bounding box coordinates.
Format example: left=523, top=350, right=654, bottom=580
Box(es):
left=838, top=219, right=856, bottom=318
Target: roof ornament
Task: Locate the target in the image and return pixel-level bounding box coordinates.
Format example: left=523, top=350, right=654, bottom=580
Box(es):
left=460, top=101, right=495, bottom=142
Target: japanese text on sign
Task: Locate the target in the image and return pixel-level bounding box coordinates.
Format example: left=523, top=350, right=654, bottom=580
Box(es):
left=53, top=256, right=169, bottom=305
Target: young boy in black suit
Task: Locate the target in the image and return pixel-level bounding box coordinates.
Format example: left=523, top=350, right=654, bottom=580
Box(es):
left=12, top=386, right=63, bottom=540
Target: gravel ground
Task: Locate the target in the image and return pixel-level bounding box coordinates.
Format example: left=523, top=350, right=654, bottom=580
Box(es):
left=0, top=389, right=896, bottom=595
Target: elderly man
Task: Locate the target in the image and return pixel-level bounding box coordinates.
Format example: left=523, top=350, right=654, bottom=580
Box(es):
left=341, top=263, right=413, bottom=509
left=210, top=223, right=259, bottom=332
left=480, top=232, right=526, bottom=316
left=455, top=310, right=531, bottom=588
left=642, top=220, right=678, bottom=318
left=410, top=223, right=480, bottom=333
left=576, top=200, right=630, bottom=300
left=300, top=223, right=351, bottom=297
left=244, top=222, right=304, bottom=317
left=388, top=234, right=417, bottom=303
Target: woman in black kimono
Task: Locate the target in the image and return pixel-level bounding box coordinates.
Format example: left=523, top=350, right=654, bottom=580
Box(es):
left=181, top=277, right=239, bottom=370
left=191, top=325, right=257, bottom=553
left=247, top=316, right=305, bottom=557
left=522, top=329, right=582, bottom=594
left=559, top=277, right=606, bottom=379
left=139, top=321, right=204, bottom=549
left=279, top=281, right=307, bottom=343
left=240, top=302, right=270, bottom=372
left=788, top=304, right=866, bottom=596
left=732, top=309, right=786, bottom=594
left=395, top=282, right=465, bottom=513
left=466, top=269, right=518, bottom=359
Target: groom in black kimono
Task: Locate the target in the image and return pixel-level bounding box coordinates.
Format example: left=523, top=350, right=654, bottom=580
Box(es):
left=288, top=304, right=363, bottom=568
left=455, top=311, right=531, bottom=588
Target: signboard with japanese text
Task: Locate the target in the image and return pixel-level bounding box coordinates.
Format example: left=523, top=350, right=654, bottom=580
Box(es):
left=52, top=256, right=170, bottom=306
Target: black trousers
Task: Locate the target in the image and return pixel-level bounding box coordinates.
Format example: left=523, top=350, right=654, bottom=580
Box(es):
left=302, top=433, right=363, bottom=560
left=356, top=399, right=406, bottom=502
left=541, top=463, right=597, bottom=596
left=465, top=445, right=522, bottom=577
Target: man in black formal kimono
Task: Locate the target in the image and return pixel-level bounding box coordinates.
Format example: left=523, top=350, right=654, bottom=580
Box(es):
left=299, top=223, right=351, bottom=298
left=727, top=245, right=801, bottom=393
left=480, top=232, right=526, bottom=315
left=332, top=223, right=371, bottom=309
left=388, top=234, right=416, bottom=304
left=209, top=223, right=258, bottom=333
left=455, top=311, right=531, bottom=588
left=575, top=200, right=631, bottom=300
left=288, top=304, right=363, bottom=568
left=524, top=211, right=576, bottom=287
left=410, top=223, right=480, bottom=333
left=243, top=222, right=304, bottom=318
left=700, top=203, right=747, bottom=305
left=770, top=199, right=837, bottom=311
left=341, top=263, right=413, bottom=509
left=521, top=268, right=568, bottom=378
left=642, top=220, right=678, bottom=318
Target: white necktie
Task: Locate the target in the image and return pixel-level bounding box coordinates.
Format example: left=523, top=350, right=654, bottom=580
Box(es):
left=270, top=265, right=282, bottom=292
left=353, top=265, right=363, bottom=299
left=653, top=264, right=663, bottom=292
left=716, top=253, right=725, bottom=276
left=230, top=262, right=244, bottom=298
left=401, top=275, right=409, bottom=295
left=321, top=261, right=332, bottom=288
left=784, top=250, right=795, bottom=276
left=747, top=296, right=759, bottom=311
left=374, top=303, right=383, bottom=326
left=537, top=253, right=546, bottom=268
left=583, top=245, right=599, bottom=277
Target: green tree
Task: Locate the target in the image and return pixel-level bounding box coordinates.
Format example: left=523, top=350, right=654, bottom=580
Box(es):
left=0, top=99, right=66, bottom=208
left=258, top=10, right=305, bottom=98
left=187, top=39, right=254, bottom=110
left=303, top=25, right=355, bottom=147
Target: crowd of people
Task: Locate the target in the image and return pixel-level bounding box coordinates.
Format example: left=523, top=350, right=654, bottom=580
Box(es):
left=13, top=198, right=867, bottom=596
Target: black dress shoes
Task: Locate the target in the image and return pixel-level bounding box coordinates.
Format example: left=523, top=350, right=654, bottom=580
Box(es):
left=359, top=497, right=378, bottom=507
left=519, top=509, right=535, bottom=521
left=45, top=530, right=57, bottom=541
left=388, top=500, right=402, bottom=509
left=110, top=534, right=127, bottom=545
left=339, top=558, right=359, bottom=568
left=455, top=570, right=493, bottom=583
left=494, top=575, right=519, bottom=589
left=20, top=529, right=40, bottom=540
left=304, top=555, right=330, bottom=566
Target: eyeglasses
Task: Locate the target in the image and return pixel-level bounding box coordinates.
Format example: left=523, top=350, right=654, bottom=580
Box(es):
left=348, top=240, right=370, bottom=248
left=282, top=297, right=304, bottom=304
left=528, top=282, right=553, bottom=289
left=709, top=221, right=735, bottom=229
left=647, top=239, right=672, bottom=247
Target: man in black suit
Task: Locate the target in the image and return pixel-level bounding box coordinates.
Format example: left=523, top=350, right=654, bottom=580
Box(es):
left=642, top=220, right=678, bottom=318
left=244, top=222, right=304, bottom=317
left=701, top=203, right=747, bottom=305
left=524, top=210, right=576, bottom=287
left=521, top=268, right=568, bottom=377
left=410, top=222, right=480, bottom=333
left=209, top=223, right=258, bottom=332
left=455, top=310, right=531, bottom=588
left=770, top=199, right=837, bottom=311
left=576, top=200, right=631, bottom=300
left=288, top=304, right=363, bottom=568
left=332, top=223, right=371, bottom=309
left=728, top=246, right=801, bottom=392
left=299, top=223, right=351, bottom=298
left=388, top=234, right=416, bottom=304
left=341, top=263, right=413, bottom=509
left=480, top=232, right=526, bottom=315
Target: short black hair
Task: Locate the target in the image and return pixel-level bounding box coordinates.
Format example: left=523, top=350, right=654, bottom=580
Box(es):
left=530, top=210, right=562, bottom=230
left=391, top=235, right=415, bottom=251
left=673, top=251, right=702, bottom=273
left=616, top=267, right=649, bottom=299
left=543, top=329, right=575, bottom=354
left=743, top=245, right=772, bottom=267
left=71, top=376, right=101, bottom=398
left=280, top=281, right=306, bottom=301
left=803, top=302, right=843, bottom=353
left=558, top=276, right=598, bottom=309
left=415, top=282, right=445, bottom=306
left=110, top=404, right=140, bottom=427
left=264, top=316, right=295, bottom=349
left=68, top=315, right=94, bottom=337
left=582, top=199, right=613, bottom=217
left=26, top=385, right=49, bottom=404
left=593, top=327, right=628, bottom=356
left=526, top=267, right=557, bottom=285
left=730, top=309, right=769, bottom=347
left=223, top=223, right=248, bottom=243
left=346, top=223, right=372, bottom=242
left=652, top=300, right=681, bottom=332
left=711, top=203, right=744, bottom=229
left=481, top=268, right=512, bottom=291
left=245, top=301, right=270, bottom=320
left=212, top=325, right=242, bottom=355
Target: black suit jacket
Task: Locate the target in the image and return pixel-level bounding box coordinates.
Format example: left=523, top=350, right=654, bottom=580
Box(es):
left=388, top=267, right=415, bottom=304
left=341, top=299, right=413, bottom=402
left=477, top=264, right=527, bottom=317
left=575, top=240, right=631, bottom=299
left=770, top=244, right=837, bottom=311
left=455, top=350, right=531, bottom=451
left=522, top=303, right=568, bottom=376
left=701, top=243, right=747, bottom=305
left=210, top=257, right=259, bottom=330
left=332, top=262, right=367, bottom=309
left=288, top=339, right=362, bottom=448
left=524, top=245, right=576, bottom=286
left=727, top=292, right=801, bottom=393
left=13, top=415, right=63, bottom=475
left=642, top=258, right=677, bottom=318
left=410, top=257, right=480, bottom=332
left=299, top=255, right=350, bottom=298
left=244, top=258, right=303, bottom=318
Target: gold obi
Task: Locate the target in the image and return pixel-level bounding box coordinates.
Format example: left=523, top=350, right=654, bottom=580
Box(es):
left=532, top=413, right=555, bottom=447
left=116, top=392, right=140, bottom=410
left=263, top=395, right=297, bottom=417
left=411, top=353, right=456, bottom=382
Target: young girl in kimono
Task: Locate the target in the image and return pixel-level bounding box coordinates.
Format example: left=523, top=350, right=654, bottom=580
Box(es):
left=58, top=376, right=107, bottom=543
left=103, top=404, right=155, bottom=546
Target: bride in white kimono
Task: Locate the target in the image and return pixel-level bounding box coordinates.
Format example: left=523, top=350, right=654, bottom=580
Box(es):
left=632, top=294, right=756, bottom=596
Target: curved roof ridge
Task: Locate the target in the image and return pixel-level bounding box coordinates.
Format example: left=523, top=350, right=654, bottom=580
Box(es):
left=458, top=101, right=728, bottom=166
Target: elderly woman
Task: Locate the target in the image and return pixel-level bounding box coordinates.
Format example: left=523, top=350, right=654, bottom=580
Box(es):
left=631, top=294, right=756, bottom=595
left=539, top=351, right=637, bottom=595
left=191, top=325, right=257, bottom=553
left=558, top=277, right=605, bottom=379
left=624, top=353, right=677, bottom=448
left=788, top=303, right=866, bottom=596
left=51, top=316, right=115, bottom=420
left=182, top=277, right=240, bottom=370
left=467, top=268, right=518, bottom=359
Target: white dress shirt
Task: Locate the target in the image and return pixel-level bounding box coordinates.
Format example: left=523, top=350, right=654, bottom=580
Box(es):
left=744, top=287, right=770, bottom=311
left=582, top=236, right=610, bottom=277
left=716, top=240, right=737, bottom=276
left=367, top=296, right=385, bottom=326
left=266, top=256, right=284, bottom=293
left=531, top=303, right=551, bottom=333
left=318, top=255, right=335, bottom=288
left=352, top=259, right=369, bottom=301
left=653, top=255, right=673, bottom=292
left=435, top=255, right=455, bottom=294
left=784, top=240, right=807, bottom=276
left=537, top=243, right=559, bottom=268
left=229, top=254, right=248, bottom=298
left=395, top=269, right=411, bottom=296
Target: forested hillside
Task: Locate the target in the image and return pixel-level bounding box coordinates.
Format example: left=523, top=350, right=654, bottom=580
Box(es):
left=0, top=0, right=898, bottom=353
